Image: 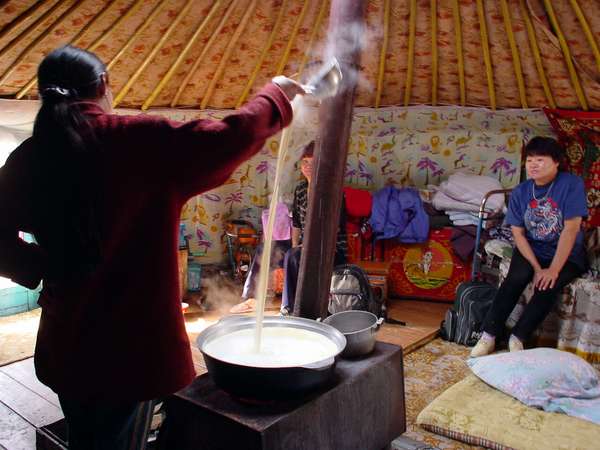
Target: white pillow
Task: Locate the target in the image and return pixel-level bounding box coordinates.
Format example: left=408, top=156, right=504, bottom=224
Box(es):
left=467, top=348, right=600, bottom=425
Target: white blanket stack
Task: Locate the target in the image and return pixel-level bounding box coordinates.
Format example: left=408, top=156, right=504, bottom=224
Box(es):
left=432, top=172, right=505, bottom=227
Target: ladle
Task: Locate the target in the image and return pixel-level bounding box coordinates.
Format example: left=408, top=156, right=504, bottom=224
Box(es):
left=302, top=58, right=343, bottom=100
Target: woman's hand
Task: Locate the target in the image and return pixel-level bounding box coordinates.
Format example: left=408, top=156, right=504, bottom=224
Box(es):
left=272, top=76, right=306, bottom=101
left=534, top=267, right=560, bottom=291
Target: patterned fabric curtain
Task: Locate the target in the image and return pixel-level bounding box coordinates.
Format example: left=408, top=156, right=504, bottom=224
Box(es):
left=544, top=109, right=600, bottom=227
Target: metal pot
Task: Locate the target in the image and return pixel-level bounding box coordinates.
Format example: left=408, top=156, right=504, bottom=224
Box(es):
left=322, top=311, right=384, bottom=358
left=196, top=315, right=346, bottom=400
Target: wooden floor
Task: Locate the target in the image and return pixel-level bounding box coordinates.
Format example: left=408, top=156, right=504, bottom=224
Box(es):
left=0, top=298, right=448, bottom=449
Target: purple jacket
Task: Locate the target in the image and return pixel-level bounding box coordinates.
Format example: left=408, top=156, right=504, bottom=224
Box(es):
left=370, top=186, right=429, bottom=243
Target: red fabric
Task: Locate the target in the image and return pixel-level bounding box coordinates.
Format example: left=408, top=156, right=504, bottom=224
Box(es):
left=343, top=187, right=372, bottom=233
left=0, top=83, right=292, bottom=401
left=544, top=108, right=600, bottom=227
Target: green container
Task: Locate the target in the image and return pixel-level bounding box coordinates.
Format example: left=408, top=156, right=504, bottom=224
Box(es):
left=187, top=262, right=202, bottom=292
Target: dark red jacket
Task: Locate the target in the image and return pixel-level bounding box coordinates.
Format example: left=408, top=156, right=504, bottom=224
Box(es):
left=0, top=83, right=292, bottom=401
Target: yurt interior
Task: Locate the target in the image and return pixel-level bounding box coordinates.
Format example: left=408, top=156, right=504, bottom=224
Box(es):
left=1, top=0, right=599, bottom=449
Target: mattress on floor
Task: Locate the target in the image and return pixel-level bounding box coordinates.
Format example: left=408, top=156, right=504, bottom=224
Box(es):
left=416, top=374, right=600, bottom=450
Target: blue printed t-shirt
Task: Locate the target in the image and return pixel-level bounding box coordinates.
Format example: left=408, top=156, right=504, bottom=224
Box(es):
left=505, top=172, right=588, bottom=269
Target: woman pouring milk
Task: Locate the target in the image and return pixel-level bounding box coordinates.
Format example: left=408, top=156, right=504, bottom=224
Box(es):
left=0, top=45, right=304, bottom=450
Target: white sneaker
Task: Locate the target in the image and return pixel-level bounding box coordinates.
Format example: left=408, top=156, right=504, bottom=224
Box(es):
left=508, top=335, right=524, bottom=352
left=470, top=335, right=496, bottom=357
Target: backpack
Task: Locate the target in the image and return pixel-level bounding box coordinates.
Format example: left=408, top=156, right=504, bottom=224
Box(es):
left=328, top=264, right=384, bottom=317
left=440, top=280, right=496, bottom=346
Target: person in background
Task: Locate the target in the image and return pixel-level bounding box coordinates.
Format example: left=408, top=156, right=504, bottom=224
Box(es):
left=0, top=45, right=303, bottom=449
left=471, top=137, right=588, bottom=357
left=229, top=201, right=292, bottom=314
left=280, top=141, right=348, bottom=316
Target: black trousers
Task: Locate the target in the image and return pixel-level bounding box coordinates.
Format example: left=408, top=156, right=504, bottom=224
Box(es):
left=241, top=240, right=291, bottom=299
left=58, top=396, right=154, bottom=450
left=482, top=248, right=582, bottom=341
left=282, top=247, right=346, bottom=312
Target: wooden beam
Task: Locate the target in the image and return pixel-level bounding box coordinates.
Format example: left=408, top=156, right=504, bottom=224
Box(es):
left=476, top=0, right=495, bottom=109
left=235, top=0, right=288, bottom=108
left=275, top=0, right=310, bottom=76
left=500, top=0, right=527, bottom=108
left=519, top=0, right=555, bottom=108
left=0, top=0, right=45, bottom=44
left=142, top=0, right=223, bottom=110
left=0, top=0, right=60, bottom=62
left=0, top=0, right=78, bottom=87
left=451, top=0, right=465, bottom=105
left=297, top=0, right=328, bottom=79
left=15, top=0, right=118, bottom=99
left=89, top=0, right=146, bottom=52
left=201, top=0, right=257, bottom=109
left=404, top=0, right=417, bottom=106
left=113, top=0, right=196, bottom=107
left=170, top=0, right=238, bottom=108
left=295, top=0, right=367, bottom=320
left=542, top=0, right=588, bottom=110
left=569, top=0, right=600, bottom=74
left=431, top=0, right=438, bottom=106
left=375, top=0, right=390, bottom=108
left=106, top=0, right=168, bottom=72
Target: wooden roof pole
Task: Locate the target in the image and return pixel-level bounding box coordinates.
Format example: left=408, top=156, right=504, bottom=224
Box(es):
left=542, top=0, right=588, bottom=110
left=0, top=0, right=79, bottom=87
left=451, top=0, right=465, bottom=105
left=15, top=0, right=118, bottom=99
left=88, top=0, right=146, bottom=52
left=431, top=0, right=438, bottom=106
left=113, top=0, right=196, bottom=107
left=0, top=0, right=61, bottom=62
left=297, top=0, right=328, bottom=80
left=200, top=0, right=256, bottom=109
left=375, top=0, right=390, bottom=108
left=569, top=0, right=600, bottom=74
left=404, top=0, right=416, bottom=106
left=500, top=0, right=528, bottom=108
left=275, top=0, right=310, bottom=76
left=476, top=0, right=495, bottom=109
left=142, top=0, right=223, bottom=110
left=295, top=0, right=367, bottom=320
left=0, top=0, right=45, bottom=46
left=519, top=0, right=555, bottom=108
left=106, top=0, right=168, bottom=72
left=170, top=0, right=238, bottom=108
left=235, top=0, right=289, bottom=108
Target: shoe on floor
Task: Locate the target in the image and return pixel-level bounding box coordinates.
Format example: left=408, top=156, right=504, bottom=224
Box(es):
left=508, top=335, right=524, bottom=352
left=470, top=335, right=495, bottom=358
left=229, top=298, right=255, bottom=314
left=279, top=306, right=291, bottom=316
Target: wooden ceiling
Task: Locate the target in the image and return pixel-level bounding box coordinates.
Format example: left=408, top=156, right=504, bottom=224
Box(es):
left=1, top=0, right=600, bottom=110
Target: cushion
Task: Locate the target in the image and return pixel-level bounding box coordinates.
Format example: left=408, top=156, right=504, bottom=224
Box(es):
left=417, top=374, right=600, bottom=450
left=467, top=348, right=600, bottom=425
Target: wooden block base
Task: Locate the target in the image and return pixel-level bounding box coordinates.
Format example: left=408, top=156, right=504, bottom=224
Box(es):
left=158, top=342, right=405, bottom=450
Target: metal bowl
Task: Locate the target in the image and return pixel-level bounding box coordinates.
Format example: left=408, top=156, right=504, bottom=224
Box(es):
left=196, top=315, right=346, bottom=400
left=323, top=311, right=383, bottom=358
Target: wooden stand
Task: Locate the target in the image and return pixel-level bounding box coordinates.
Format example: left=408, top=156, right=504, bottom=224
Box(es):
left=158, top=342, right=405, bottom=450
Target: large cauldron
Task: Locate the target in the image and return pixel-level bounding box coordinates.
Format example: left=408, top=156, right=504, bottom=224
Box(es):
left=196, top=315, right=346, bottom=400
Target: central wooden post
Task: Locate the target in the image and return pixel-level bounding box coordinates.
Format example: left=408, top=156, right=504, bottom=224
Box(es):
left=294, top=0, right=367, bottom=319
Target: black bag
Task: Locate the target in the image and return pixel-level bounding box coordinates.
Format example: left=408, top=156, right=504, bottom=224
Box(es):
left=328, top=264, right=384, bottom=317
left=440, top=280, right=496, bottom=346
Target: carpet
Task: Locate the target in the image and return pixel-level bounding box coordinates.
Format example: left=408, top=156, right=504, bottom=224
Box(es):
left=0, top=308, right=41, bottom=366
left=392, top=338, right=482, bottom=450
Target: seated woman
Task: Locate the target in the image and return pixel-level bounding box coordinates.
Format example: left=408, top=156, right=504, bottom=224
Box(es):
left=471, top=137, right=588, bottom=357
left=280, top=141, right=347, bottom=315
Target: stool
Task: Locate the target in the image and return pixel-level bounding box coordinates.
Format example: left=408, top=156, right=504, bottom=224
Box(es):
left=357, top=261, right=391, bottom=302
